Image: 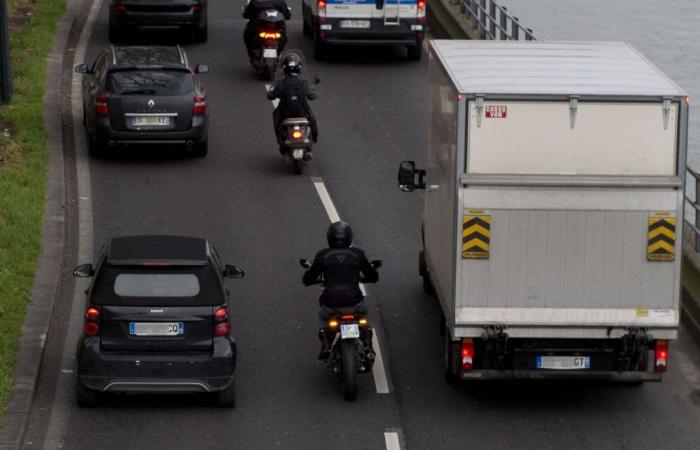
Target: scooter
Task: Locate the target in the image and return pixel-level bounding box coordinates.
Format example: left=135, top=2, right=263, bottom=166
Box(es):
left=280, top=117, right=314, bottom=174
left=249, top=9, right=287, bottom=80
left=299, top=259, right=382, bottom=401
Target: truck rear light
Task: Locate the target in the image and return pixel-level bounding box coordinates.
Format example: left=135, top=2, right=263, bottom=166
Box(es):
left=214, top=323, right=230, bottom=337
left=318, top=0, right=326, bottom=19
left=655, top=340, right=668, bottom=373
left=193, top=95, right=207, bottom=115
left=84, top=322, right=100, bottom=336
left=214, top=307, right=228, bottom=321
left=95, top=95, right=109, bottom=116
left=461, top=338, right=474, bottom=372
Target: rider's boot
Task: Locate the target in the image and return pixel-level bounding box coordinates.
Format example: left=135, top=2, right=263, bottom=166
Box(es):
left=360, top=327, right=376, bottom=372
left=317, top=328, right=331, bottom=361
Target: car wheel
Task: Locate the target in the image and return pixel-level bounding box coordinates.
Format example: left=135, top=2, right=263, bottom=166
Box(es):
left=108, top=23, right=125, bottom=43
left=87, top=134, right=103, bottom=158
left=216, top=380, right=236, bottom=407
left=406, top=44, right=422, bottom=61
left=313, top=30, right=326, bottom=61
left=76, top=377, right=100, bottom=407
left=192, top=140, right=208, bottom=157
left=193, top=22, right=208, bottom=43
left=302, top=17, right=312, bottom=37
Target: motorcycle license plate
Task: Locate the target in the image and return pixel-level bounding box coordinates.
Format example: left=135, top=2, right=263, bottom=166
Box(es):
left=129, top=322, right=184, bottom=336
left=536, top=356, right=590, bottom=370
left=292, top=149, right=304, bottom=160
left=340, top=324, right=360, bottom=339
left=340, top=20, right=370, bottom=29
left=263, top=48, right=277, bottom=58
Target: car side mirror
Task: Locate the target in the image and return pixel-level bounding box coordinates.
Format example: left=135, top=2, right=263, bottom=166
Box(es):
left=73, top=263, right=94, bottom=278
left=74, top=64, right=90, bottom=74
left=370, top=260, right=383, bottom=269
left=223, top=264, right=244, bottom=278
left=195, top=64, right=209, bottom=74
left=299, top=259, right=312, bottom=269
left=398, top=160, right=425, bottom=192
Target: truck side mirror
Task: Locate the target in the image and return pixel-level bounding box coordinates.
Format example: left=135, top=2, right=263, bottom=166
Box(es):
left=398, top=160, right=425, bottom=192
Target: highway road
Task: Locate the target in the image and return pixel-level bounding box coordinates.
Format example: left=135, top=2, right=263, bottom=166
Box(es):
left=20, top=0, right=700, bottom=448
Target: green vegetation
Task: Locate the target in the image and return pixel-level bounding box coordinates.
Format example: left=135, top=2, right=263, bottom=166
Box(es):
left=0, top=0, right=67, bottom=424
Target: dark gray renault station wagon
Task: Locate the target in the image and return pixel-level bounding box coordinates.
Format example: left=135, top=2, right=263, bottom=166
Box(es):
left=73, top=235, right=244, bottom=407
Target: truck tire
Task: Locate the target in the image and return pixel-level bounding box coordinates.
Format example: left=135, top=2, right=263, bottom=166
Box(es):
left=419, top=250, right=435, bottom=295
left=76, top=378, right=100, bottom=407
left=443, top=327, right=460, bottom=386
left=341, top=340, right=359, bottom=401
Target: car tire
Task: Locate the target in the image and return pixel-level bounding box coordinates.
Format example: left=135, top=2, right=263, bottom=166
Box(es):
left=191, top=140, right=208, bottom=157
left=193, top=22, right=208, bottom=43
left=76, top=378, right=100, bottom=407
left=216, top=380, right=236, bottom=407
left=302, top=17, right=312, bottom=37
left=313, top=30, right=326, bottom=61
left=108, top=23, right=125, bottom=43
left=407, top=44, right=422, bottom=61
left=87, top=134, right=103, bottom=158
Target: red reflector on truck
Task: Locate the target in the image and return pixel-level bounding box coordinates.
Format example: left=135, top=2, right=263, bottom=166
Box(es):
left=461, top=338, right=474, bottom=371
left=655, top=340, right=668, bottom=373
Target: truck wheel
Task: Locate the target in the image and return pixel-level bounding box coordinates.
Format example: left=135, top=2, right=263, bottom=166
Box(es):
left=216, top=379, right=236, bottom=407
left=76, top=377, right=100, bottom=407
left=443, top=328, right=460, bottom=386
left=419, top=250, right=435, bottom=295
left=406, top=44, right=422, bottom=61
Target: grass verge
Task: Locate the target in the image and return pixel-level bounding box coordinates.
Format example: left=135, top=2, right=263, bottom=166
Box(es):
left=0, top=0, right=67, bottom=425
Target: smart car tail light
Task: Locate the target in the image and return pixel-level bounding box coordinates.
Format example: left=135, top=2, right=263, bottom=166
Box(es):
left=95, top=95, right=109, bottom=116
left=214, top=307, right=230, bottom=336
left=193, top=95, right=207, bottom=115
left=83, top=307, right=100, bottom=336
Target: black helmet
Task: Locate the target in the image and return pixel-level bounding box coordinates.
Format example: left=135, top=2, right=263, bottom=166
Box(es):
left=283, top=54, right=302, bottom=76
left=327, top=221, right=353, bottom=248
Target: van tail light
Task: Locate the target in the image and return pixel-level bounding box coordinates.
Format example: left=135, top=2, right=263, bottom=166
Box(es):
left=655, top=340, right=668, bottom=373
left=115, top=3, right=126, bottom=13
left=83, top=307, right=100, bottom=336
left=461, top=338, right=474, bottom=372
left=193, top=95, right=207, bottom=115
left=95, top=95, right=109, bottom=116
left=417, top=0, right=426, bottom=17
left=318, top=0, right=326, bottom=19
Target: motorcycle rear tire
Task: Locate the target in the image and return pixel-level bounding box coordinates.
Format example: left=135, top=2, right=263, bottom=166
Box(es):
left=340, top=339, right=359, bottom=401
left=293, top=159, right=304, bottom=175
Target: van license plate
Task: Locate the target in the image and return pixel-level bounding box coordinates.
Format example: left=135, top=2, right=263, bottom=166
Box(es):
left=340, top=20, right=370, bottom=29
left=131, top=116, right=170, bottom=127
left=536, top=356, right=590, bottom=370
left=263, top=48, right=277, bottom=58
left=340, top=324, right=360, bottom=339
left=129, top=322, right=184, bottom=336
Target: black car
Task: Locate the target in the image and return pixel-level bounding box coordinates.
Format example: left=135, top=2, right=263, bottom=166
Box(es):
left=73, top=235, right=244, bottom=407
left=109, top=0, right=208, bottom=43
left=74, top=46, right=210, bottom=157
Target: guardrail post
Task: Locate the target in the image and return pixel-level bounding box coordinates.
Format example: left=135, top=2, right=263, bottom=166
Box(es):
left=489, top=0, right=497, bottom=39
left=512, top=16, right=520, bottom=40
left=499, top=6, right=508, bottom=40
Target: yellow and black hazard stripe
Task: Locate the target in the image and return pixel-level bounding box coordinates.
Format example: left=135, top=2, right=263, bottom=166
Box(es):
left=462, top=214, right=490, bottom=259
left=647, top=215, right=676, bottom=261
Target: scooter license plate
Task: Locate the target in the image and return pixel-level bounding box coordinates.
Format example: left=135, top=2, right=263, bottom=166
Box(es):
left=263, top=48, right=277, bottom=58
left=292, top=149, right=304, bottom=160
left=340, top=324, right=360, bottom=339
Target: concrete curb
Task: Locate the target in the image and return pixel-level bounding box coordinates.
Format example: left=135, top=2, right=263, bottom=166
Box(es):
left=0, top=0, right=85, bottom=446
left=428, top=0, right=482, bottom=39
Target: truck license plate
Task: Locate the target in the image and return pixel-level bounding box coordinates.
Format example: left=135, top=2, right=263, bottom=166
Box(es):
left=129, top=322, right=184, bottom=336
left=131, top=116, right=170, bottom=127
left=340, top=20, right=370, bottom=29
left=536, top=356, right=590, bottom=370
left=340, top=324, right=360, bottom=339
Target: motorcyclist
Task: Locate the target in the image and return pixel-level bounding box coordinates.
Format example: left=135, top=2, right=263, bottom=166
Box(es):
left=267, top=54, right=319, bottom=145
left=242, top=0, right=291, bottom=62
left=303, top=221, right=378, bottom=361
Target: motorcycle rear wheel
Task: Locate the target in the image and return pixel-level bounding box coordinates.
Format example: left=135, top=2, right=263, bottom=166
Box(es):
left=340, top=339, right=359, bottom=401
left=293, top=159, right=304, bottom=175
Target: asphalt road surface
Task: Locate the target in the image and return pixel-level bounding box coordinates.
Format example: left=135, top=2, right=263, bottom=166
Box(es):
left=21, top=0, right=700, bottom=448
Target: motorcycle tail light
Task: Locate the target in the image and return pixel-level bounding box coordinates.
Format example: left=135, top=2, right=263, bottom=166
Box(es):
left=341, top=315, right=355, bottom=320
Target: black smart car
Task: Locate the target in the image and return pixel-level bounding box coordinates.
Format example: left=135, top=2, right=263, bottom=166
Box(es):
left=75, top=46, right=210, bottom=157
left=73, top=235, right=244, bottom=407
left=109, top=0, right=208, bottom=43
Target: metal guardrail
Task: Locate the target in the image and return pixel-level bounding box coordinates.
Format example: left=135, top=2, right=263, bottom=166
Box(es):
left=456, top=0, right=536, bottom=40
left=685, top=168, right=700, bottom=251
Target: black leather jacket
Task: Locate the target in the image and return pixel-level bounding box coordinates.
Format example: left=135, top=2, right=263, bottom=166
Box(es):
left=242, top=0, right=291, bottom=20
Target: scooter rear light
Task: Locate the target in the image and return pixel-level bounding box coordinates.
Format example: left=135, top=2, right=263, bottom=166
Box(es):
left=341, top=314, right=355, bottom=320
left=655, top=340, right=668, bottom=373
left=291, top=129, right=303, bottom=140
left=193, top=95, right=207, bottom=115
left=461, top=338, right=474, bottom=372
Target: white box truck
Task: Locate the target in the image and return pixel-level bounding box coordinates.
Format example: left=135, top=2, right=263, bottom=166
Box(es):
left=398, top=41, right=688, bottom=382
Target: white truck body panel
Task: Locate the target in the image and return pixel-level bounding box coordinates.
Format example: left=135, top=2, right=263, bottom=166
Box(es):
left=425, top=41, right=687, bottom=340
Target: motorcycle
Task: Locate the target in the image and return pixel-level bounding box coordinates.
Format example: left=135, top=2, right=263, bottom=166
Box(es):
left=299, top=258, right=382, bottom=401
left=249, top=9, right=288, bottom=80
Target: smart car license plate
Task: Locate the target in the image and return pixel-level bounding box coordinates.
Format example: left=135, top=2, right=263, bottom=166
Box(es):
left=536, top=356, right=590, bottom=370
left=131, top=116, right=170, bottom=127
left=340, top=324, right=360, bottom=339
left=340, top=20, right=370, bottom=29
left=263, top=48, right=277, bottom=58
left=129, top=322, right=184, bottom=336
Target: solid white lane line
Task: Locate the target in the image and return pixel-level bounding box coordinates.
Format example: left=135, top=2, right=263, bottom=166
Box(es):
left=264, top=83, right=279, bottom=108
left=310, top=177, right=391, bottom=394
left=311, top=177, right=341, bottom=223
left=384, top=431, right=402, bottom=450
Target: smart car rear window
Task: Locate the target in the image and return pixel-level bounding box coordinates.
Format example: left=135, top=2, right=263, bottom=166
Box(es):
left=114, top=274, right=200, bottom=297
left=106, top=70, right=194, bottom=96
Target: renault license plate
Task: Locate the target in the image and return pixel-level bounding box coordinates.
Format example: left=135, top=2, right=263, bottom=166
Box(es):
left=340, top=324, right=360, bottom=339
left=131, top=116, right=170, bottom=127
left=536, top=356, right=590, bottom=370
left=340, top=20, right=370, bottom=29
left=129, top=322, right=184, bottom=336
left=263, top=48, right=277, bottom=58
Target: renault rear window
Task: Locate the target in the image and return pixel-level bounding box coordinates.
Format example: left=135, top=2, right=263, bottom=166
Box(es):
left=114, top=274, right=200, bottom=297
left=107, top=69, right=194, bottom=96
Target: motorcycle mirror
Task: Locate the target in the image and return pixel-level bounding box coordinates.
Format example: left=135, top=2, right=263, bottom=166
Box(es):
left=299, top=259, right=312, bottom=269
left=371, top=260, right=383, bottom=269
